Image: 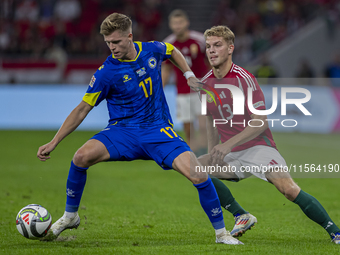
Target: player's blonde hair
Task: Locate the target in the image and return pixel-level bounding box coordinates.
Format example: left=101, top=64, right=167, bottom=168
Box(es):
left=204, top=26, right=235, bottom=45
left=100, top=13, right=132, bottom=36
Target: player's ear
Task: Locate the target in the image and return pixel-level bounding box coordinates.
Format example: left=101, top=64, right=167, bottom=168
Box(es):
left=228, top=44, right=234, bottom=55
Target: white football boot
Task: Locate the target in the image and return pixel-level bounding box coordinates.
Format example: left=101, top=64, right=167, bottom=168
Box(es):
left=40, top=213, right=80, bottom=241
left=216, top=231, right=244, bottom=245
left=231, top=213, right=257, bottom=237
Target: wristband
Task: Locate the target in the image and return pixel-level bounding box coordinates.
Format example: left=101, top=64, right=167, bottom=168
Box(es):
left=183, top=71, right=196, bottom=79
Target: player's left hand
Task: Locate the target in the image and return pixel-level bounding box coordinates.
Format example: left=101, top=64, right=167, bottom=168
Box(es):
left=210, top=143, right=232, bottom=165
left=187, top=77, right=203, bottom=92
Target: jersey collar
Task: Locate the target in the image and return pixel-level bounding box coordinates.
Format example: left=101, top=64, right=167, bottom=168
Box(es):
left=111, top=41, right=142, bottom=62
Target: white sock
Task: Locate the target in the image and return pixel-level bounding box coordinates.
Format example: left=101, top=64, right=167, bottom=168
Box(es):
left=215, top=227, right=227, bottom=236
left=64, top=211, right=77, bottom=219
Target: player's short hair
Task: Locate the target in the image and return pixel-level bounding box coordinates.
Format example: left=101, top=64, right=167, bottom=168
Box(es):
left=168, top=9, right=189, bottom=21
left=204, top=26, right=235, bottom=45
left=100, top=13, right=132, bottom=36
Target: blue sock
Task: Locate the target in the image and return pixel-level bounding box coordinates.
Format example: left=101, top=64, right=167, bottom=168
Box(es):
left=65, top=161, right=88, bottom=213
left=193, top=177, right=225, bottom=230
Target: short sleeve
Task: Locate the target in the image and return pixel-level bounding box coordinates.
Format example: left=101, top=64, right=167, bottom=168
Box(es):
left=82, top=69, right=110, bottom=107
left=146, top=41, right=174, bottom=61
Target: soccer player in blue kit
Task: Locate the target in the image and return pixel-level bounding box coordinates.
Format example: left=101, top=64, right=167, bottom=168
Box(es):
left=37, top=13, right=242, bottom=244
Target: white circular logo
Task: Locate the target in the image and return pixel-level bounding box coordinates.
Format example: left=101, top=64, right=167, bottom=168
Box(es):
left=148, top=57, right=157, bottom=69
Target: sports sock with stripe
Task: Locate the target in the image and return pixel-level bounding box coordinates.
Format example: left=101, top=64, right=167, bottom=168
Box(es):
left=65, top=161, right=88, bottom=213
left=293, top=190, right=340, bottom=236
left=210, top=176, right=248, bottom=216
left=193, top=176, right=225, bottom=230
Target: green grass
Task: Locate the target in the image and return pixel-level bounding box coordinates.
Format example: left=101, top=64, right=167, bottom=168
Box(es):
left=0, top=131, right=340, bottom=254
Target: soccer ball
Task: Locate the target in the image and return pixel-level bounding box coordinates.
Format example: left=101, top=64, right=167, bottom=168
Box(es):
left=16, top=204, right=52, bottom=239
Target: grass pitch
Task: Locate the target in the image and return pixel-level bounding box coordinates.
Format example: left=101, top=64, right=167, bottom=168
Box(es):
left=0, top=130, right=340, bottom=254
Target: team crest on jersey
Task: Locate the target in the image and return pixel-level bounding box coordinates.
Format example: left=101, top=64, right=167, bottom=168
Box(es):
left=123, top=75, right=132, bottom=82
left=89, top=75, right=96, bottom=87
left=148, top=57, right=157, bottom=69
left=136, top=67, right=146, bottom=77
left=207, top=92, right=215, bottom=103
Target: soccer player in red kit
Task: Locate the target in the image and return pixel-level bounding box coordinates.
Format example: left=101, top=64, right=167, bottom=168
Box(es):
left=162, top=9, right=208, bottom=152
left=198, top=25, right=340, bottom=244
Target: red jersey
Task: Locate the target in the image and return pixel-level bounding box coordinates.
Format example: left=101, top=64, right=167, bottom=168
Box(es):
left=201, top=63, right=277, bottom=152
left=164, top=31, right=208, bottom=94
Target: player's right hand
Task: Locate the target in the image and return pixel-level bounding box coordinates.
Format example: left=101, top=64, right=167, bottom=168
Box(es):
left=37, top=143, right=56, bottom=161
left=187, top=77, right=203, bottom=92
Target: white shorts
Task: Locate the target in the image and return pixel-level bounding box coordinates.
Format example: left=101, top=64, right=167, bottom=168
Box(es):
left=224, top=145, right=287, bottom=182
left=176, top=93, right=201, bottom=122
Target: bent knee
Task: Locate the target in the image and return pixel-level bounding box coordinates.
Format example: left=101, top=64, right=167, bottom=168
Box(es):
left=73, top=149, right=92, bottom=168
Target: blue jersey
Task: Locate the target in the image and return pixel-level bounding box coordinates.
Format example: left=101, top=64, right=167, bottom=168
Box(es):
left=83, top=41, right=175, bottom=127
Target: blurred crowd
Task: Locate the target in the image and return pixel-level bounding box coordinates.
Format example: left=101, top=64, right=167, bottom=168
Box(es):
left=213, top=0, right=340, bottom=66
left=0, top=0, right=339, bottom=82
left=0, top=0, right=166, bottom=58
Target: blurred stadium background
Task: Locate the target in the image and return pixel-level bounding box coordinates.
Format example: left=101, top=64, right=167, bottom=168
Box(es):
left=1, top=2, right=340, bottom=253
left=0, top=0, right=340, bottom=131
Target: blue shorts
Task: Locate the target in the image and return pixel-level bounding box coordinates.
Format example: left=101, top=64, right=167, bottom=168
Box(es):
left=90, top=124, right=191, bottom=170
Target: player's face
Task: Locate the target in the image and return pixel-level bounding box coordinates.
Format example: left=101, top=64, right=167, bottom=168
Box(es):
left=206, top=36, right=234, bottom=68
left=104, top=30, right=134, bottom=60
left=169, top=16, right=189, bottom=37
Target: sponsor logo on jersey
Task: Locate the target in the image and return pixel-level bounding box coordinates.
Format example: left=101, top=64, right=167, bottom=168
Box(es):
left=148, top=57, right=157, bottom=69
left=136, top=67, right=146, bottom=77
left=123, top=75, right=132, bottom=82
left=220, top=91, right=227, bottom=99
left=98, top=65, right=104, bottom=71
left=89, top=75, right=96, bottom=87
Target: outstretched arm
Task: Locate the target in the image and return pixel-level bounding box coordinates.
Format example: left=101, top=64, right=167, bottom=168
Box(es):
left=168, top=47, right=202, bottom=91
left=37, top=100, right=93, bottom=161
